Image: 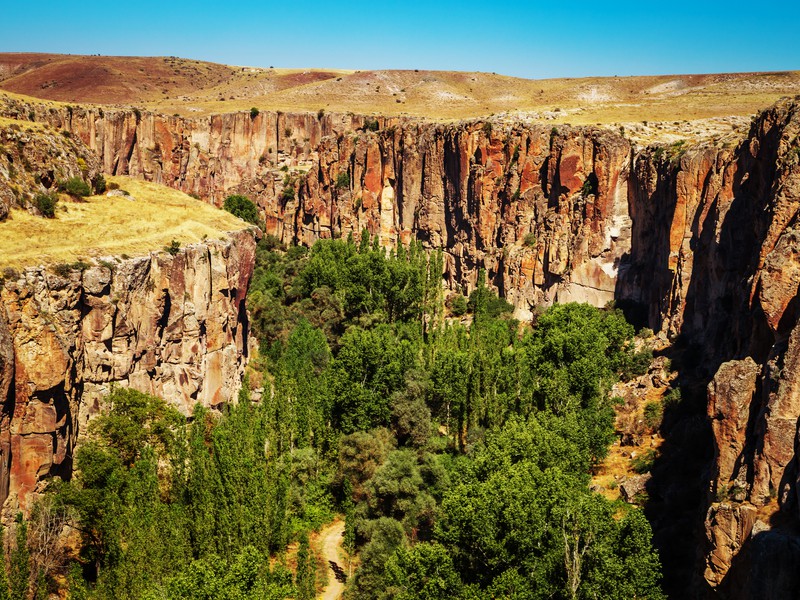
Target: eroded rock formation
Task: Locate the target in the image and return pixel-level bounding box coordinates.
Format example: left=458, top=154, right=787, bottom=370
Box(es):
left=4, top=89, right=800, bottom=596
left=0, top=230, right=255, bottom=515
left=0, top=119, right=99, bottom=219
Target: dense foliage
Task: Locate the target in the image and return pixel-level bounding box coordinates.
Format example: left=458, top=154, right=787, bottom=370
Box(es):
left=223, top=194, right=260, bottom=226
left=24, top=233, right=662, bottom=599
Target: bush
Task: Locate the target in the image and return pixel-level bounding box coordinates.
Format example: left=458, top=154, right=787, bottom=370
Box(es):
left=92, top=173, right=107, bottom=194
left=33, top=193, right=58, bottom=218
left=64, top=177, right=91, bottom=197
left=482, top=122, right=492, bottom=136
left=523, top=232, right=537, bottom=248
left=663, top=387, right=682, bottom=408
left=165, top=240, right=181, bottom=255
left=223, top=194, right=259, bottom=225
left=643, top=401, right=663, bottom=431
left=580, top=173, right=598, bottom=197
left=250, top=107, right=259, bottom=118
left=282, top=187, right=295, bottom=201
left=335, top=172, right=350, bottom=190
left=107, top=181, right=120, bottom=191
left=631, top=449, right=657, bottom=474
left=451, top=295, right=467, bottom=316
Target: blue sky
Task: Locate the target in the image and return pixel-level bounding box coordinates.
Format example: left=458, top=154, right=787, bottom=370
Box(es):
left=2, top=1, right=798, bottom=78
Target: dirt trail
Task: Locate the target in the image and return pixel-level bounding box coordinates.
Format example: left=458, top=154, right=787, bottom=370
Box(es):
left=318, top=519, right=346, bottom=600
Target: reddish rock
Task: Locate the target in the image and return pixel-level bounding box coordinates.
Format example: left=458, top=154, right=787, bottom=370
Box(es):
left=0, top=230, right=255, bottom=515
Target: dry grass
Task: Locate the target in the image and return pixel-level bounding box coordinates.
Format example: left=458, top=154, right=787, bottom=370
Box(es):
left=1, top=54, right=798, bottom=124
left=0, top=176, right=247, bottom=269
left=0, top=114, right=47, bottom=129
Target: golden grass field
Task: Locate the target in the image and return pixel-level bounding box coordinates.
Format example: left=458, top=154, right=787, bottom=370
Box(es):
left=0, top=176, right=248, bottom=269
left=1, top=53, right=798, bottom=124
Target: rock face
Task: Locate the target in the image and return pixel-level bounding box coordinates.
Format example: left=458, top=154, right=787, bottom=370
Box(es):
left=5, top=90, right=800, bottom=596
left=619, top=100, right=800, bottom=597
left=2, top=96, right=633, bottom=316
left=0, top=120, right=100, bottom=219
left=0, top=230, right=255, bottom=515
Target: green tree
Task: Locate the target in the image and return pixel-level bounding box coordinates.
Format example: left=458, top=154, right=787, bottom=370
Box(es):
left=0, top=526, right=11, bottom=600
left=384, top=543, right=463, bottom=600
left=223, top=194, right=260, bottom=225
left=295, top=534, right=315, bottom=600
left=10, top=514, right=30, bottom=600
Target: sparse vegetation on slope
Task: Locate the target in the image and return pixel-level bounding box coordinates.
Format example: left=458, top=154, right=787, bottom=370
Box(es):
left=0, top=176, right=247, bottom=268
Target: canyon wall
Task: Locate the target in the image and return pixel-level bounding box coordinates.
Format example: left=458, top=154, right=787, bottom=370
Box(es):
left=0, top=230, right=255, bottom=516
left=1, top=95, right=634, bottom=317
left=4, top=91, right=800, bottom=597
left=620, top=99, right=800, bottom=597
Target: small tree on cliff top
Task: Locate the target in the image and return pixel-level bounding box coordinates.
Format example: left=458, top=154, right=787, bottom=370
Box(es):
left=223, top=194, right=260, bottom=226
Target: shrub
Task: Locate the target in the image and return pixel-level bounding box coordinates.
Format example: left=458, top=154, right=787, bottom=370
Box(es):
left=282, top=187, right=295, bottom=201
left=165, top=240, right=181, bottom=255
left=523, top=232, right=537, bottom=248
left=363, top=118, right=379, bottom=132
left=623, top=348, right=653, bottom=380
left=53, top=263, right=73, bottom=278
left=643, top=401, right=663, bottom=431
left=335, top=172, right=350, bottom=190
left=33, top=193, right=58, bottom=218
left=250, top=107, right=259, bottom=118
left=631, top=449, right=657, bottom=474
left=663, top=387, right=682, bottom=408
left=482, top=122, right=492, bottom=136
left=223, top=194, right=259, bottom=225
left=580, top=173, right=598, bottom=197
left=92, top=174, right=107, bottom=194
left=451, top=295, right=468, bottom=316
left=317, top=108, right=325, bottom=120
left=64, top=177, right=91, bottom=197
left=107, top=181, right=120, bottom=191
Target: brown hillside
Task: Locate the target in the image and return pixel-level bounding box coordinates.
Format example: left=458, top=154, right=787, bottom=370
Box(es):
left=1, top=53, right=799, bottom=124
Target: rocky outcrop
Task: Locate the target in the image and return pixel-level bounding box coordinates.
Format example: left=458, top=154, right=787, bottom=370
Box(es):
left=289, top=123, right=632, bottom=314
left=5, top=89, right=800, bottom=596
left=0, top=230, right=255, bottom=515
left=1, top=96, right=633, bottom=316
left=0, top=120, right=99, bottom=219
left=617, top=99, right=800, bottom=596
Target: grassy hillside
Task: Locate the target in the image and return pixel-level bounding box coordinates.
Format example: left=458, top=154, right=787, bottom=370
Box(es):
left=0, top=176, right=248, bottom=269
left=1, top=53, right=798, bottom=123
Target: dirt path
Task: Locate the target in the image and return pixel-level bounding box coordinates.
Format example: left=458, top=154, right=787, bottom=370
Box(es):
left=318, top=519, right=347, bottom=600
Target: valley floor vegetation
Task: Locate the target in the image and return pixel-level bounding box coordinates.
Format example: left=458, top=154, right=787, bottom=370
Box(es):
left=10, top=233, right=663, bottom=599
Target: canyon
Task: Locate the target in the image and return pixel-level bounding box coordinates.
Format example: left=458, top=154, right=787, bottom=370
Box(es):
left=2, top=82, right=800, bottom=597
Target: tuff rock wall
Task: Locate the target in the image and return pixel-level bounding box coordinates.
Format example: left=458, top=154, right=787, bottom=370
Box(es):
left=4, top=91, right=800, bottom=596
left=0, top=231, right=255, bottom=516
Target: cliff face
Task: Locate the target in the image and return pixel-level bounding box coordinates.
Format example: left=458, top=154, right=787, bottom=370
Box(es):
left=619, top=100, right=800, bottom=596
left=2, top=96, right=633, bottom=316
left=5, top=90, right=800, bottom=596
left=0, top=230, right=255, bottom=515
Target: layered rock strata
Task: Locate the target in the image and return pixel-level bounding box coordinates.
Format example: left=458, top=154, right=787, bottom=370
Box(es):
left=0, top=230, right=255, bottom=515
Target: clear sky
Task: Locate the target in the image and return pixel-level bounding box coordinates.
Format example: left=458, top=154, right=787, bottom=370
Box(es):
left=2, top=1, right=798, bottom=79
